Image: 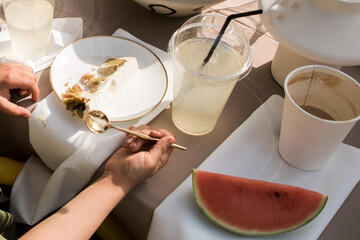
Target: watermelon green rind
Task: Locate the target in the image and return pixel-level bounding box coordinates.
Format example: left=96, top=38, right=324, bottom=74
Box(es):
left=192, top=169, right=328, bottom=236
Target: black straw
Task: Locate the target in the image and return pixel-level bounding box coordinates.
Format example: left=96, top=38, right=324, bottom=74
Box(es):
left=202, top=9, right=263, bottom=65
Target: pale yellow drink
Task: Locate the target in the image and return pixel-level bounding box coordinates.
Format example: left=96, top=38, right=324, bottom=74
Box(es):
left=4, top=0, right=54, bottom=59
left=172, top=38, right=244, bottom=135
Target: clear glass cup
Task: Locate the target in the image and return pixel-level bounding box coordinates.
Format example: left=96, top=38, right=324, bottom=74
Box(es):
left=2, top=0, right=55, bottom=60
left=168, top=13, right=252, bottom=135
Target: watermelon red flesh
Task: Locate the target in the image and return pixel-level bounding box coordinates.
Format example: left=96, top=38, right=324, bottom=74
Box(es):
left=192, top=169, right=328, bottom=236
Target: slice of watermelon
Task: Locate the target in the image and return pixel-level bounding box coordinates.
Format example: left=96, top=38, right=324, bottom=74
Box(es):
left=192, top=169, right=328, bottom=236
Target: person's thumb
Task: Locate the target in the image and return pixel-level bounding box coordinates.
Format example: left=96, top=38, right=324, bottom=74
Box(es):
left=150, top=136, right=175, bottom=167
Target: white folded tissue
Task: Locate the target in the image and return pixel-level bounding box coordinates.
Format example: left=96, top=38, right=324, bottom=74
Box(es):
left=9, top=29, right=173, bottom=225
left=0, top=18, right=83, bottom=72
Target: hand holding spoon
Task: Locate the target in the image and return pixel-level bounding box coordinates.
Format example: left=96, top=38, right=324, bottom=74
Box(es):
left=85, top=110, right=187, bottom=151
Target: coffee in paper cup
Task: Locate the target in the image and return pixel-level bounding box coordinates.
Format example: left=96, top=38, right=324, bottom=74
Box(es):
left=279, top=65, right=360, bottom=171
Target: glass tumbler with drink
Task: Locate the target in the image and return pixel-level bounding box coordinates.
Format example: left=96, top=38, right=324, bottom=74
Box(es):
left=168, top=13, right=252, bottom=135
left=2, top=0, right=55, bottom=60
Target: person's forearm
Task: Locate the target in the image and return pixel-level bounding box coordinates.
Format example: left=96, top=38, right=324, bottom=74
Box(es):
left=20, top=173, right=130, bottom=240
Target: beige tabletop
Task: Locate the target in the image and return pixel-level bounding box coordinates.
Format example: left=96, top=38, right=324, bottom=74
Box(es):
left=0, top=0, right=359, bottom=240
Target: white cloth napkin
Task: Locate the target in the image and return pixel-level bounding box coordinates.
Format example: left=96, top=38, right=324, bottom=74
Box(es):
left=147, top=95, right=360, bottom=240
left=9, top=29, right=173, bottom=224
left=0, top=18, right=83, bottom=72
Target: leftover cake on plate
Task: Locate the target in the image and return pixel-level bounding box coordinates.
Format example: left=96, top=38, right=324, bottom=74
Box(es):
left=62, top=57, right=139, bottom=119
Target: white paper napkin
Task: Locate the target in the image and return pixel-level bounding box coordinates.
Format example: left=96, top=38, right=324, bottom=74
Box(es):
left=0, top=18, right=83, bottom=73
left=9, top=29, right=173, bottom=225
left=147, top=95, right=360, bottom=240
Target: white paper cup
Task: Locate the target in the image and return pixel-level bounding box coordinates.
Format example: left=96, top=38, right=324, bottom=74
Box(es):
left=279, top=65, right=360, bottom=171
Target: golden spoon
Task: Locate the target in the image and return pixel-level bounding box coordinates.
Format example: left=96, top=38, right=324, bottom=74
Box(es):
left=85, top=110, right=187, bottom=151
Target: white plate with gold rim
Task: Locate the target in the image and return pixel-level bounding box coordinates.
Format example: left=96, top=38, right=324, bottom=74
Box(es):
left=50, top=36, right=168, bottom=121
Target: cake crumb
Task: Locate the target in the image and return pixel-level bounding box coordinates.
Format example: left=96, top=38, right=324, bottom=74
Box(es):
left=38, top=115, right=46, bottom=127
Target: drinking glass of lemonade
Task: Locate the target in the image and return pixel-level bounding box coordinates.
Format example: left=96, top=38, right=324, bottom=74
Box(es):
left=168, top=13, right=252, bottom=135
left=2, top=0, right=55, bottom=59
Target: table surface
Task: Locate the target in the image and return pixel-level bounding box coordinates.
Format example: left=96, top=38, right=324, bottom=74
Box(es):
left=0, top=1, right=359, bottom=240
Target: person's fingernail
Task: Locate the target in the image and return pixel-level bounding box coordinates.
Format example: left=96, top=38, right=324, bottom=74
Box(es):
left=126, top=137, right=134, bottom=144
left=130, top=141, right=137, bottom=148
left=22, top=113, right=30, bottom=118
left=167, top=138, right=175, bottom=147
left=150, top=130, right=159, bottom=136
